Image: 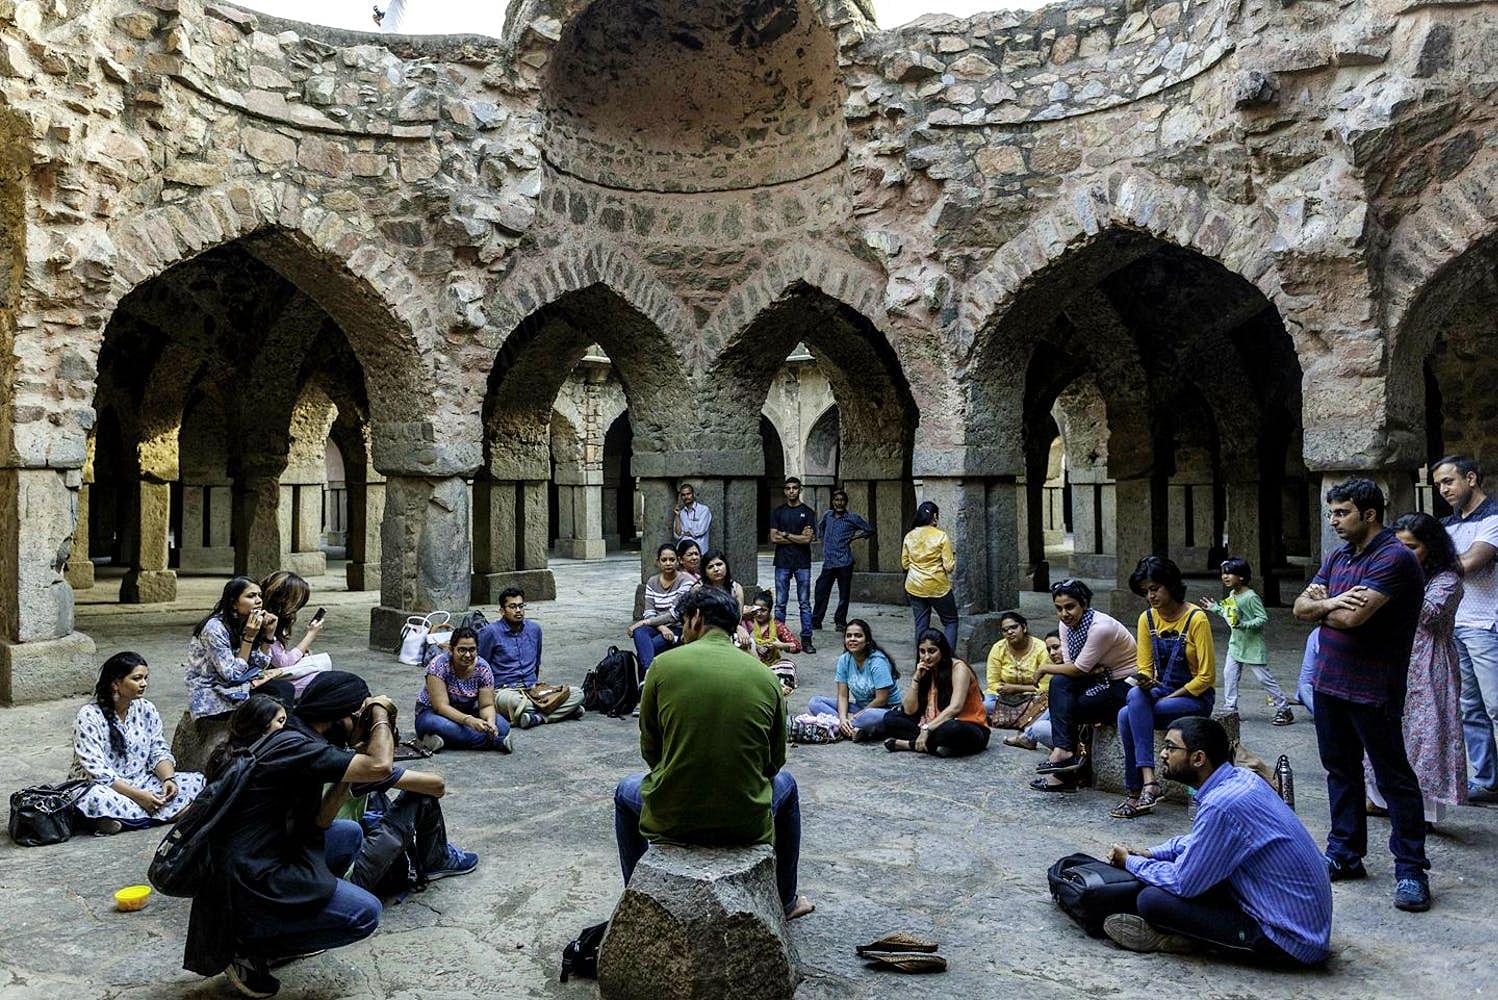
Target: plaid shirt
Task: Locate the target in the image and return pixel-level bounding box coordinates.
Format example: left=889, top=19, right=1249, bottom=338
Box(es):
left=1310, top=527, right=1423, bottom=706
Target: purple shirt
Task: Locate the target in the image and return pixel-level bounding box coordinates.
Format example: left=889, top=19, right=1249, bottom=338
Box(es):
left=416, top=653, right=495, bottom=714
left=1310, top=527, right=1423, bottom=706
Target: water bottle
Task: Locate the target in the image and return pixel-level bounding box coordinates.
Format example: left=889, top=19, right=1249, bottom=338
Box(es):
left=1275, top=755, right=1295, bottom=811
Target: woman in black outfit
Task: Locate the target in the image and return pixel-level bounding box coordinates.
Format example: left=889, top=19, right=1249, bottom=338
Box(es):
left=882, top=629, right=991, bottom=758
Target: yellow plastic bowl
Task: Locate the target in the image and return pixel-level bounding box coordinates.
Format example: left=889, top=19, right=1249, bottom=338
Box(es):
left=114, top=885, right=151, bottom=912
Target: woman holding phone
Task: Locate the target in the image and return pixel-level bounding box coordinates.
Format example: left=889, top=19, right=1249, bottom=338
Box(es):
left=260, top=570, right=330, bottom=694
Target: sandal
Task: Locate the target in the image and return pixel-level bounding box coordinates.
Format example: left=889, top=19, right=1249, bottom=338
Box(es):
left=1003, top=733, right=1037, bottom=750
left=1036, top=754, right=1084, bottom=774
left=1029, top=776, right=1077, bottom=793
left=1110, top=782, right=1161, bottom=819
left=856, top=933, right=938, bottom=955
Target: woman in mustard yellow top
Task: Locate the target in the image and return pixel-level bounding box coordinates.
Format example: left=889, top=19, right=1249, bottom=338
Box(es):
left=901, top=501, right=957, bottom=651
left=1111, top=555, right=1216, bottom=819
left=983, top=610, right=1049, bottom=726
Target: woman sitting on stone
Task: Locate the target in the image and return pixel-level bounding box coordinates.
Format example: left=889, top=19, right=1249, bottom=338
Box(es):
left=806, top=619, right=901, bottom=741
left=627, top=543, right=691, bottom=673
left=675, top=538, right=703, bottom=583
left=185, top=576, right=282, bottom=719
left=1030, top=579, right=1137, bottom=792
left=1110, top=555, right=1215, bottom=819
left=745, top=589, right=801, bottom=695
left=882, top=629, right=990, bottom=758
left=983, top=609, right=1050, bottom=727
left=260, top=570, right=328, bottom=695
left=414, top=626, right=512, bottom=754
left=71, top=652, right=206, bottom=834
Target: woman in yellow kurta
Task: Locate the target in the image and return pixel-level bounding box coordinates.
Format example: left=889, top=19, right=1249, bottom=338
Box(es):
left=901, top=501, right=957, bottom=651
left=983, top=610, right=1049, bottom=728
left=1111, top=555, right=1216, bottom=819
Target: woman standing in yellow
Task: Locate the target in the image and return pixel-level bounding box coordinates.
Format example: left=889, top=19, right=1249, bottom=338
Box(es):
left=901, top=501, right=958, bottom=650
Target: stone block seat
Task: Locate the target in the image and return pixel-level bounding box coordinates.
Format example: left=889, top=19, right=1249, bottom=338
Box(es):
left=598, top=843, right=797, bottom=1000
left=1090, top=711, right=1241, bottom=803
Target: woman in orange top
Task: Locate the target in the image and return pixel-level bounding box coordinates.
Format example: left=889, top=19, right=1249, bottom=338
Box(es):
left=882, top=629, right=990, bottom=757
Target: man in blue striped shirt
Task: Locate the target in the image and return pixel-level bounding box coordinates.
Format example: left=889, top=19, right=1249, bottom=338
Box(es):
left=1104, top=716, right=1332, bottom=966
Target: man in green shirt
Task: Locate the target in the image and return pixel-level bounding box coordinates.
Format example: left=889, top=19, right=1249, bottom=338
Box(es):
left=613, top=586, right=814, bottom=919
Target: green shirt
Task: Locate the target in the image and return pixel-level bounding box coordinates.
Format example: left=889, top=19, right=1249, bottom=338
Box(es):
left=1213, top=587, right=1268, bottom=665
left=638, top=629, right=787, bottom=847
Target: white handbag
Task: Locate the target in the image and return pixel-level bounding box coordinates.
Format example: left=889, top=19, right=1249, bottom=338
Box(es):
left=398, top=611, right=450, bottom=665
left=277, top=652, right=333, bottom=681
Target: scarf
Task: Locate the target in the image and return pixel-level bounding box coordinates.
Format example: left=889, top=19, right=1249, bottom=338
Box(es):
left=1065, top=607, right=1095, bottom=665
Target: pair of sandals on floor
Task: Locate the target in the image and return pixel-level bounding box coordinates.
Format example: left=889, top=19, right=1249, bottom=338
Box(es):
left=1028, top=752, right=1161, bottom=817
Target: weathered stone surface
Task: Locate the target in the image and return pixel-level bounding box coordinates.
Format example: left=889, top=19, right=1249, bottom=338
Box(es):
left=0, top=631, right=96, bottom=706
left=598, top=844, right=796, bottom=1000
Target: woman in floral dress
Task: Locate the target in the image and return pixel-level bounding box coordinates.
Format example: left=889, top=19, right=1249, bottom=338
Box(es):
left=1366, top=512, right=1467, bottom=823
left=71, top=652, right=205, bottom=833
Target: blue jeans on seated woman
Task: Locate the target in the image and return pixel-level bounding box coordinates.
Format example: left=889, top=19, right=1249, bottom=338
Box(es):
left=805, top=694, right=893, bottom=735
left=613, top=771, right=801, bottom=911
left=1117, top=684, right=1214, bottom=792
left=414, top=706, right=511, bottom=750
left=633, top=625, right=679, bottom=673
left=238, top=819, right=381, bottom=958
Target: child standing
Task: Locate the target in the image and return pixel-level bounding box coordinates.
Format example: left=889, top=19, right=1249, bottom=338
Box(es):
left=1198, top=558, right=1294, bottom=725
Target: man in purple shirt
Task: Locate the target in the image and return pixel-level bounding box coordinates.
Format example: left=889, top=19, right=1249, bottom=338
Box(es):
left=1293, top=477, right=1430, bottom=912
left=477, top=586, right=584, bottom=729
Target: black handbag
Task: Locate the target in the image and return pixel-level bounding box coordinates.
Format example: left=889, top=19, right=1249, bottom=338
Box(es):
left=8, top=780, right=88, bottom=846
left=1046, top=852, right=1145, bottom=937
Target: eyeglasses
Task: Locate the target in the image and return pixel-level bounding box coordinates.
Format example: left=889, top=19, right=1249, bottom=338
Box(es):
left=453, top=647, right=478, bottom=657
left=1161, top=740, right=1188, bottom=754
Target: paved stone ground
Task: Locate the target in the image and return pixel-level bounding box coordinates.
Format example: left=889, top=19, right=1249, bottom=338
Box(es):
left=2, top=556, right=1496, bottom=999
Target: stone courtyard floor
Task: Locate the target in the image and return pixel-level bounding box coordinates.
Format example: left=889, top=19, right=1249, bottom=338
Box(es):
left=2, top=555, right=1496, bottom=999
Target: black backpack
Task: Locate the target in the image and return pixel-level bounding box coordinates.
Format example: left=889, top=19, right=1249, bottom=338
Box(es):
left=560, top=920, right=608, bottom=981
left=148, top=730, right=285, bottom=897
left=582, top=646, right=641, bottom=718
left=1046, top=852, right=1145, bottom=937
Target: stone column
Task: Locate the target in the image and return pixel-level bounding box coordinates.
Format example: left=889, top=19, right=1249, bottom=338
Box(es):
left=283, top=482, right=327, bottom=578
left=234, top=470, right=288, bottom=583
left=119, top=479, right=177, bottom=603
left=371, top=473, right=473, bottom=649
left=0, top=468, right=97, bottom=704
left=1104, top=476, right=1159, bottom=618
left=65, top=481, right=94, bottom=590
left=1225, top=475, right=1266, bottom=596
left=472, top=476, right=555, bottom=603
left=553, top=467, right=606, bottom=560
left=179, top=483, right=236, bottom=573
left=346, top=479, right=384, bottom=591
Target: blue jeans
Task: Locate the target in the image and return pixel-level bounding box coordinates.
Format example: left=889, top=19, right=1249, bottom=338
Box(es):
left=774, top=567, right=813, bottom=639
left=1296, top=628, right=1319, bottom=717
left=805, top=694, right=892, bottom=734
left=613, top=771, right=801, bottom=910
left=239, top=819, right=381, bottom=958
left=1455, top=625, right=1498, bottom=789
left=907, top=590, right=959, bottom=652
left=633, top=625, right=679, bottom=673
left=414, top=706, right=511, bottom=749
left=1313, top=689, right=1428, bottom=879
left=1117, top=685, right=1214, bottom=792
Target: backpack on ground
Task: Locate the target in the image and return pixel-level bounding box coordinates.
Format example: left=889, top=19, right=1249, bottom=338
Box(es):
left=560, top=920, right=609, bottom=981
left=1046, top=852, right=1145, bottom=937
left=582, top=646, right=641, bottom=718
left=147, top=730, right=286, bottom=897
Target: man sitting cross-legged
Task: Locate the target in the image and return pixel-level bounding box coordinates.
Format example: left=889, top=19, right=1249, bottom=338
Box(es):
left=477, top=586, right=584, bottom=729
left=613, top=586, right=814, bottom=920
left=1103, top=716, right=1332, bottom=967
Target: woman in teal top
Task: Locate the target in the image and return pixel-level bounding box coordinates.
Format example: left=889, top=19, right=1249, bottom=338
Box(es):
left=806, top=619, right=901, bottom=741
left=1198, top=557, right=1293, bottom=724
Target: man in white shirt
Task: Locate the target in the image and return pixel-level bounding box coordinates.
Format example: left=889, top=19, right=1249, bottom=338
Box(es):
left=672, top=483, right=711, bottom=552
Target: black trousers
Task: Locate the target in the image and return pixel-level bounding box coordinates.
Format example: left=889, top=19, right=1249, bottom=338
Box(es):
left=883, top=711, right=990, bottom=758
left=1047, top=674, right=1130, bottom=754
left=1136, top=884, right=1319, bottom=967
left=812, top=564, right=854, bottom=629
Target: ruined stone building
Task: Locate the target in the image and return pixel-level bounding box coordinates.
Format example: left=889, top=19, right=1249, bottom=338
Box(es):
left=1, top=0, right=1494, bottom=703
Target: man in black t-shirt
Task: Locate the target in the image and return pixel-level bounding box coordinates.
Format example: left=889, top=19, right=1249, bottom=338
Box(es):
left=770, top=477, right=819, bottom=654
left=185, top=671, right=398, bottom=998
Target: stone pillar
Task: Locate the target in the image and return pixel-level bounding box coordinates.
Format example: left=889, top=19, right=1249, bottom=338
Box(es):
left=370, top=473, right=473, bottom=649
left=634, top=476, right=679, bottom=580
left=1105, top=476, right=1158, bottom=618
left=120, top=480, right=177, bottom=603
left=179, top=483, right=236, bottom=573
left=346, top=479, right=384, bottom=591
left=909, top=475, right=1018, bottom=660
left=65, top=481, right=94, bottom=590
left=1068, top=472, right=1116, bottom=580
left=472, top=477, right=555, bottom=603
left=1225, top=475, right=1265, bottom=596
left=235, top=471, right=287, bottom=583
left=283, top=482, right=327, bottom=578
left=553, top=468, right=606, bottom=560
left=0, top=468, right=97, bottom=704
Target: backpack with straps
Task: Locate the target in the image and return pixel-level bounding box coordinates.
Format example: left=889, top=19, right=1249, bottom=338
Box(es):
left=147, top=729, right=285, bottom=897
left=582, top=646, right=641, bottom=718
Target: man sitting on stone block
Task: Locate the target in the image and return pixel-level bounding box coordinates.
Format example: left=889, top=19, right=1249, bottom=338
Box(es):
left=476, top=586, right=584, bottom=729
left=1101, top=716, right=1331, bottom=966
left=613, top=585, right=814, bottom=920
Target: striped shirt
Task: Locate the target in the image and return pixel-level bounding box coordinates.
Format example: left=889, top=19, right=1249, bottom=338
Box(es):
left=640, top=573, right=691, bottom=627
left=1125, top=764, right=1332, bottom=965
left=1310, top=527, right=1423, bottom=706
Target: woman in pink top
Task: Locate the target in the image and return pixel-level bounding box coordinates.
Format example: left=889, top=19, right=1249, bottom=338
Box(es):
left=1030, top=578, right=1137, bottom=792
left=260, top=571, right=328, bottom=695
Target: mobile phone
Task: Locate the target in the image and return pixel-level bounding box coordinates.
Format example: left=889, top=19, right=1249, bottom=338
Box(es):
left=311, top=607, right=327, bottom=624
